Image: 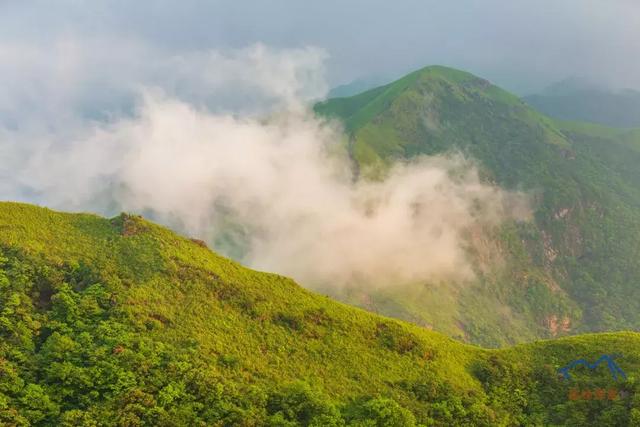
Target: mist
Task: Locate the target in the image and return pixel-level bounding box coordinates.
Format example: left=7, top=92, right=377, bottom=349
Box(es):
left=0, top=42, right=530, bottom=289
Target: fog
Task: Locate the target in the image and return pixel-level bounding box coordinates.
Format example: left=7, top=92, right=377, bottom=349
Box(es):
left=0, top=43, right=530, bottom=288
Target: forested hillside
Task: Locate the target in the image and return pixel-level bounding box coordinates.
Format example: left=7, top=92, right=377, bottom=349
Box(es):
left=1, top=202, right=640, bottom=426
left=315, top=66, right=640, bottom=346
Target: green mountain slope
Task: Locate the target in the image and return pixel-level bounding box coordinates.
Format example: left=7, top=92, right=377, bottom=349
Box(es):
left=315, top=66, right=640, bottom=347
left=2, top=202, right=640, bottom=426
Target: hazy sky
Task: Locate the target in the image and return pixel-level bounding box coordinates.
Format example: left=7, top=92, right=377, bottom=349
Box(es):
left=1, top=0, right=639, bottom=94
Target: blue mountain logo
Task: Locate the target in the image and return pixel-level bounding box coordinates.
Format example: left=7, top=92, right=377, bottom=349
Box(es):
left=558, top=354, right=627, bottom=381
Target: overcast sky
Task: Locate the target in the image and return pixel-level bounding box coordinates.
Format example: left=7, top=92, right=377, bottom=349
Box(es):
left=1, top=0, right=639, bottom=94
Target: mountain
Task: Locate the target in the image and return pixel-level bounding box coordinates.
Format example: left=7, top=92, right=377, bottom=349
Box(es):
left=1, top=202, right=640, bottom=426
left=328, top=76, right=389, bottom=99
left=523, top=78, right=640, bottom=128
left=315, top=65, right=640, bottom=347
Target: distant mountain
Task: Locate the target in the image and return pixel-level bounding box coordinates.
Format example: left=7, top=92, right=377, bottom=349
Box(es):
left=316, top=66, right=640, bottom=346
left=327, top=77, right=387, bottom=98
left=1, top=202, right=640, bottom=425
left=524, top=78, right=640, bottom=128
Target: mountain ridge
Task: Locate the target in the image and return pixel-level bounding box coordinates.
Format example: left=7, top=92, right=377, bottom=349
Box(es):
left=523, top=78, right=640, bottom=128
left=315, top=65, right=640, bottom=347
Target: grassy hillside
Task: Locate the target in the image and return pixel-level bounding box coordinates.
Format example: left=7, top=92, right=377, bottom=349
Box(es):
left=315, top=66, right=640, bottom=347
left=1, top=202, right=640, bottom=426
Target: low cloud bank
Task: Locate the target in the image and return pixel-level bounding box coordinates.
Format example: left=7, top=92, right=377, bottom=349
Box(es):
left=0, top=41, right=529, bottom=288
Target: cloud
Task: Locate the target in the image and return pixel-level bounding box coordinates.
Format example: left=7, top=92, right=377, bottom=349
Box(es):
left=0, top=39, right=327, bottom=123
left=0, top=42, right=529, bottom=288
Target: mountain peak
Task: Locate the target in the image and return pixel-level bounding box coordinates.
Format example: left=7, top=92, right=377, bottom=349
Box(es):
left=411, top=64, right=483, bottom=82
left=315, top=65, right=556, bottom=148
left=316, top=65, right=511, bottom=135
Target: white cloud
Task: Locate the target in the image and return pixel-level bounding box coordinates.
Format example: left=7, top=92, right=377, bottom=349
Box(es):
left=0, top=42, right=529, bottom=288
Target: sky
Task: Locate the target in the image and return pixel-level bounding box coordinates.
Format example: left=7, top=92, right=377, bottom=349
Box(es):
left=0, top=0, right=633, bottom=288
left=1, top=0, right=639, bottom=94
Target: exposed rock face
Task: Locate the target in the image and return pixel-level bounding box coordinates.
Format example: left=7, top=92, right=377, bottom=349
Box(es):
left=547, top=314, right=571, bottom=336
left=542, top=231, right=559, bottom=263
left=554, top=208, right=571, bottom=220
